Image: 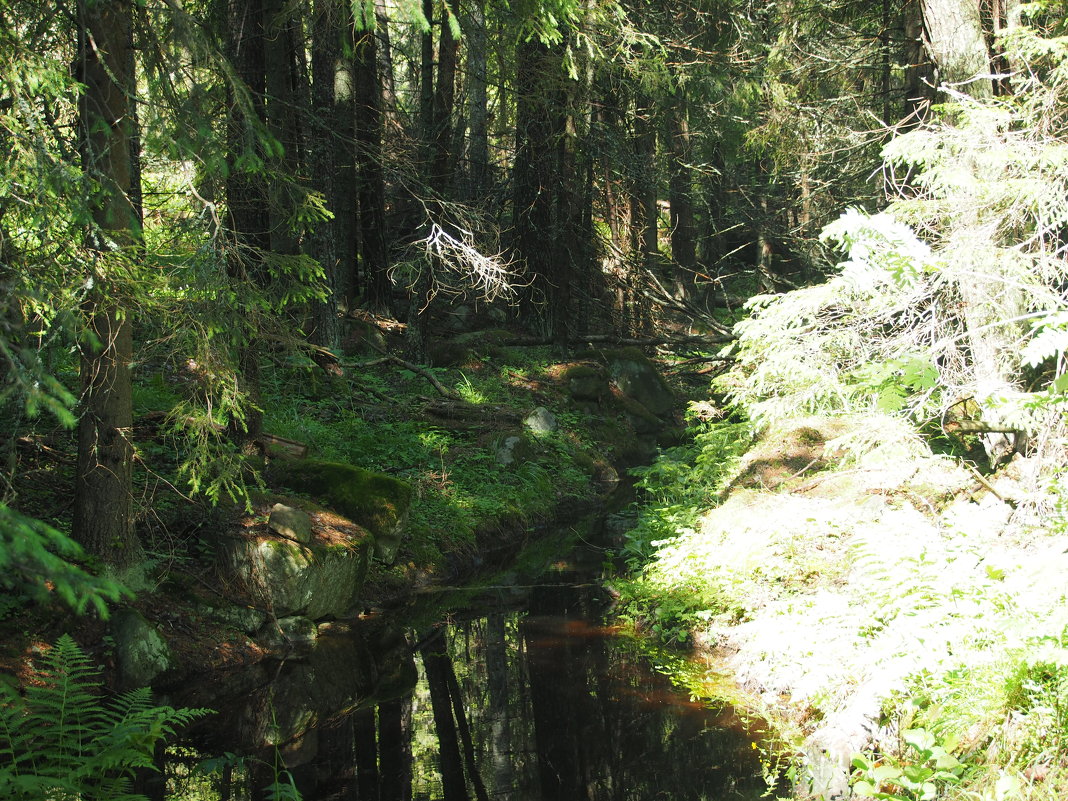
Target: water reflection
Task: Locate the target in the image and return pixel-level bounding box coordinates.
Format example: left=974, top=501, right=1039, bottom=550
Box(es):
left=166, top=555, right=782, bottom=801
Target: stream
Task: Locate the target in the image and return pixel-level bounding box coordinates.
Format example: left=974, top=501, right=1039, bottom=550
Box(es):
left=162, top=529, right=786, bottom=800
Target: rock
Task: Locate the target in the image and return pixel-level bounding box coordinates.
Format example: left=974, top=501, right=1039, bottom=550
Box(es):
left=259, top=615, right=318, bottom=651
left=602, top=348, right=675, bottom=417
left=495, top=435, right=527, bottom=466
left=523, top=406, right=558, bottom=435
left=205, top=603, right=268, bottom=635
left=562, top=364, right=609, bottom=403
left=111, top=608, right=174, bottom=688
left=220, top=535, right=373, bottom=621
left=618, top=395, right=661, bottom=434
left=268, top=503, right=313, bottom=544
left=268, top=460, right=412, bottom=558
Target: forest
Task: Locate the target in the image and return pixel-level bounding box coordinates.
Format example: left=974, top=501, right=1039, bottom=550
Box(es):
left=4, top=0, right=1068, bottom=798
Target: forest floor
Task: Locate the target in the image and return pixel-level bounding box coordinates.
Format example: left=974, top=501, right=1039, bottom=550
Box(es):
left=3, top=312, right=711, bottom=687
left=620, top=411, right=1068, bottom=800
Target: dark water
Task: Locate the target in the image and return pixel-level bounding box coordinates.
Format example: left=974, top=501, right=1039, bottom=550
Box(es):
left=163, top=542, right=785, bottom=801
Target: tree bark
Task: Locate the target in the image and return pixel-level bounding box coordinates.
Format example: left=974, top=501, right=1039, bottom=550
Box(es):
left=920, top=0, right=993, bottom=98
left=464, top=0, right=489, bottom=198
left=74, top=0, right=140, bottom=566
left=309, top=0, right=341, bottom=347
left=666, top=88, right=696, bottom=301
left=225, top=0, right=270, bottom=444
left=354, top=19, right=391, bottom=308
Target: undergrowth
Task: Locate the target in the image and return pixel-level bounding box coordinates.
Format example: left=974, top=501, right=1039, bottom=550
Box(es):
left=0, top=634, right=207, bottom=800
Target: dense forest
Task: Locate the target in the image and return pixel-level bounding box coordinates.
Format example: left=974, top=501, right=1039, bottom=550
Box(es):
left=5, top=0, right=1068, bottom=798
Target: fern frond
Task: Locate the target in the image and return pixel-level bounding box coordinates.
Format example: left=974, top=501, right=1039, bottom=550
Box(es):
left=0, top=635, right=211, bottom=801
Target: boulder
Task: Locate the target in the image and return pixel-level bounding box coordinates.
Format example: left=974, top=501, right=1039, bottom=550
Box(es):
left=258, top=615, right=318, bottom=651
left=495, top=434, right=531, bottom=466
left=523, top=406, right=558, bottom=435
left=111, top=608, right=174, bottom=688
left=268, top=460, right=412, bottom=561
left=221, top=535, right=373, bottom=621
left=601, top=348, right=675, bottom=417
left=268, top=503, right=313, bottom=544
left=562, top=364, right=609, bottom=403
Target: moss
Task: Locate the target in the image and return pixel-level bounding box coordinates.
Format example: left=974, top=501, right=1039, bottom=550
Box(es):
left=572, top=450, right=597, bottom=476
left=427, top=340, right=474, bottom=367
left=269, top=459, right=412, bottom=539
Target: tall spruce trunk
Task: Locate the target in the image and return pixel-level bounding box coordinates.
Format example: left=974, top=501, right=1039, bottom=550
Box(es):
left=920, top=0, right=993, bottom=98
left=74, top=0, right=140, bottom=566
left=354, top=20, right=391, bottom=308
left=309, top=0, right=341, bottom=347
left=226, top=0, right=270, bottom=444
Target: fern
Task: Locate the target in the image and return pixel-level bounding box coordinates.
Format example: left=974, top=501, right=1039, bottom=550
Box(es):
left=0, top=634, right=209, bottom=801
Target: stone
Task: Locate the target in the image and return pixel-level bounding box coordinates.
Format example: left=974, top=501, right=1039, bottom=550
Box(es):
left=523, top=406, right=558, bottom=435
left=220, top=535, right=372, bottom=621
left=204, top=603, right=267, bottom=635
left=603, top=348, right=675, bottom=417
left=268, top=503, right=313, bottom=544
left=111, top=608, right=173, bottom=688
left=259, top=615, right=318, bottom=651
left=495, top=435, right=530, bottom=466
left=268, top=460, right=412, bottom=544
left=562, top=364, right=609, bottom=402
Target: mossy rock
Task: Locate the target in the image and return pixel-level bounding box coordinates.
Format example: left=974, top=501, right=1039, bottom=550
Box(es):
left=221, top=534, right=373, bottom=620
left=616, top=395, right=661, bottom=434
left=269, top=460, right=412, bottom=541
left=562, top=363, right=609, bottom=402
left=427, top=339, right=474, bottom=367
left=595, top=348, right=675, bottom=418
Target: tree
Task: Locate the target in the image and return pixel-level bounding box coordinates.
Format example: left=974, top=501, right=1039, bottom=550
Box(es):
left=919, top=0, right=993, bottom=98
left=73, top=0, right=141, bottom=567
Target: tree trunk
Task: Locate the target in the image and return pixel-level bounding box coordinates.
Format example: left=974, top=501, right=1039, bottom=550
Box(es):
left=263, top=0, right=301, bottom=255
left=354, top=20, right=391, bottom=308
left=666, top=88, right=696, bottom=301
left=464, top=0, right=488, bottom=198
left=920, top=0, right=992, bottom=98
left=225, top=0, right=270, bottom=444
left=74, top=0, right=140, bottom=566
left=309, top=0, right=341, bottom=347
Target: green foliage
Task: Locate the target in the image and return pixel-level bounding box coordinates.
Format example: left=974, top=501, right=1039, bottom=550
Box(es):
left=0, top=502, right=130, bottom=618
left=0, top=634, right=208, bottom=801
left=851, top=728, right=965, bottom=801
left=622, top=417, right=752, bottom=570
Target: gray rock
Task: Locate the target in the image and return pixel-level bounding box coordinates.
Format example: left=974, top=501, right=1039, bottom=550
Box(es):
left=220, top=536, right=372, bottom=621
left=495, top=435, right=525, bottom=466
left=606, top=351, right=675, bottom=417
left=111, top=609, right=173, bottom=688
left=563, top=364, right=609, bottom=402
left=523, top=406, right=558, bottom=435
left=259, top=615, right=318, bottom=651
left=268, top=503, right=313, bottom=544
left=205, top=603, right=267, bottom=635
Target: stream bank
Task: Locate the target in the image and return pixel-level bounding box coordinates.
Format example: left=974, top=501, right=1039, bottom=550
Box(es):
left=47, top=335, right=693, bottom=692
left=619, top=410, right=1068, bottom=800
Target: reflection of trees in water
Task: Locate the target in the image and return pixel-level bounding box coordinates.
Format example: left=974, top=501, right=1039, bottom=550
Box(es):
left=164, top=575, right=776, bottom=800
left=405, top=575, right=775, bottom=801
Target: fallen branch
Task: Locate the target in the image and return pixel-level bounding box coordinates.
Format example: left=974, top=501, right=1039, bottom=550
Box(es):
left=503, top=333, right=734, bottom=348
